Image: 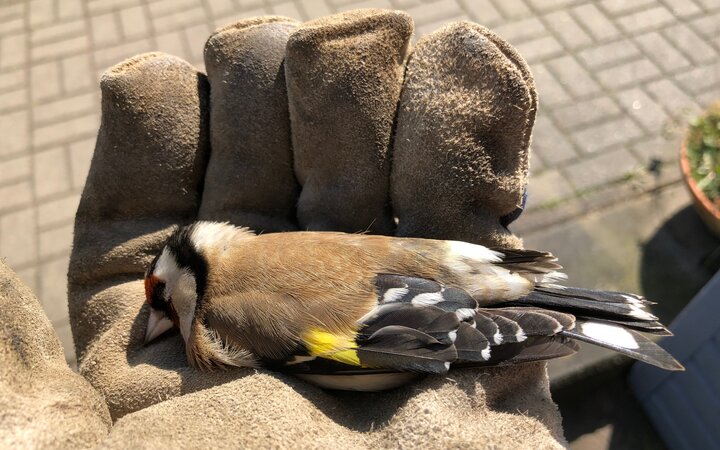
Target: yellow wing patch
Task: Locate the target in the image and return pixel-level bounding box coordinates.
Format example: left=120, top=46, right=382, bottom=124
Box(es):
left=302, top=328, right=361, bottom=366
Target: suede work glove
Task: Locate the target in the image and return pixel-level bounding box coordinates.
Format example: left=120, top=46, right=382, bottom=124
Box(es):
left=0, top=261, right=110, bottom=448
left=64, top=9, right=564, bottom=448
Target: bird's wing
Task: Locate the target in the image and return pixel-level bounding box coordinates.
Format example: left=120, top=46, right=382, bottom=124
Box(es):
left=284, top=273, right=683, bottom=381
left=281, top=274, right=579, bottom=377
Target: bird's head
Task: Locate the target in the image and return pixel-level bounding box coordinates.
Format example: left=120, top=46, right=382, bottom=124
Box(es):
left=144, top=223, right=209, bottom=345
left=144, top=221, right=255, bottom=345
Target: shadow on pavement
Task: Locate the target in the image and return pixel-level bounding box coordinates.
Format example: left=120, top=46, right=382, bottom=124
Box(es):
left=555, top=372, right=667, bottom=450
left=554, top=205, right=720, bottom=450
left=640, top=205, right=720, bottom=325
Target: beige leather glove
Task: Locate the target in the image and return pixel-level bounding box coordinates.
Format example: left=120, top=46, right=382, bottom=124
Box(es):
left=0, top=260, right=110, bottom=448
left=64, top=9, right=564, bottom=448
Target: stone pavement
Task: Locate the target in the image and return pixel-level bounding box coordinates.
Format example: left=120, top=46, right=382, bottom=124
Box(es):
left=1, top=0, right=720, bottom=369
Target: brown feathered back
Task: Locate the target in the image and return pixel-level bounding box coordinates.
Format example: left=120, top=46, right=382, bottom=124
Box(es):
left=193, top=232, right=449, bottom=361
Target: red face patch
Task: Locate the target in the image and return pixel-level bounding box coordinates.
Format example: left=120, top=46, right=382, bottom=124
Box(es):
left=145, top=275, right=160, bottom=305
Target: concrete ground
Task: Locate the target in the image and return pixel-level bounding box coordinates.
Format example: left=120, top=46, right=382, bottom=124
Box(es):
left=517, top=180, right=720, bottom=449
left=1, top=0, right=720, bottom=448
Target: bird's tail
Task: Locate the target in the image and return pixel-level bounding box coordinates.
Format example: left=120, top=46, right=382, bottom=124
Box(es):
left=502, top=285, right=683, bottom=371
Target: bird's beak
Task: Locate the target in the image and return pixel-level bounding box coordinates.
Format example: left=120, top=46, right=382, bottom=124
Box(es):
left=144, top=309, right=175, bottom=344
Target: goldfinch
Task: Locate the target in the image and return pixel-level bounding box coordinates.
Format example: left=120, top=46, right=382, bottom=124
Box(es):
left=144, top=221, right=682, bottom=391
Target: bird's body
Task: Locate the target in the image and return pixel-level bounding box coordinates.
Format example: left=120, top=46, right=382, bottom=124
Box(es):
left=144, top=221, right=682, bottom=390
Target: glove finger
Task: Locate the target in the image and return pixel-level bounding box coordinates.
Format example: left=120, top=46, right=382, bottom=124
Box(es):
left=391, top=22, right=537, bottom=248
left=200, top=17, right=300, bottom=232
left=0, top=261, right=111, bottom=446
left=69, top=53, right=209, bottom=359
left=286, top=9, right=413, bottom=234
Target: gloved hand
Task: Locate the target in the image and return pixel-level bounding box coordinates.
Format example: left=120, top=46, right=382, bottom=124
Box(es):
left=66, top=9, right=564, bottom=448
left=0, top=260, right=110, bottom=448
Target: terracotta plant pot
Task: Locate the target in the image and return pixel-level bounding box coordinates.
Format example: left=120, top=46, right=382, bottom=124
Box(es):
left=680, top=139, right=720, bottom=237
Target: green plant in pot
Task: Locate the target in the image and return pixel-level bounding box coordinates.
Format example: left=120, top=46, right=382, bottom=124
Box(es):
left=681, top=102, right=720, bottom=236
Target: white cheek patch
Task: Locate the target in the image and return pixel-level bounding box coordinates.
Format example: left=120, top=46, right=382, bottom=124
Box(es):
left=581, top=322, right=639, bottom=349
left=154, top=248, right=180, bottom=281
left=151, top=244, right=200, bottom=343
